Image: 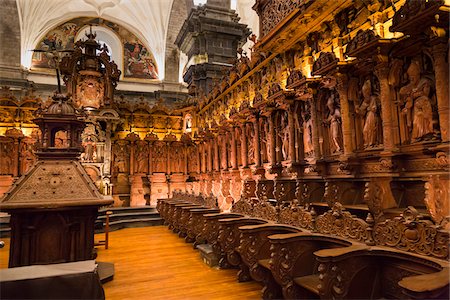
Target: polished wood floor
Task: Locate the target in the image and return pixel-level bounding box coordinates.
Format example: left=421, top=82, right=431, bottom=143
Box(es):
left=0, top=226, right=263, bottom=299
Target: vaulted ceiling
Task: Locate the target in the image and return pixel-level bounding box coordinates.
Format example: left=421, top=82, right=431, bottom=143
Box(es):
left=16, top=0, right=258, bottom=80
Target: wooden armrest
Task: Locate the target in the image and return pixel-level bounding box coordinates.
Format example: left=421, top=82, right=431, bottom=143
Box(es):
left=219, top=217, right=266, bottom=224
left=239, top=223, right=301, bottom=233
left=399, top=267, right=450, bottom=292
left=269, top=232, right=354, bottom=246
left=190, top=208, right=220, bottom=213
left=313, top=244, right=369, bottom=259
left=203, top=213, right=244, bottom=219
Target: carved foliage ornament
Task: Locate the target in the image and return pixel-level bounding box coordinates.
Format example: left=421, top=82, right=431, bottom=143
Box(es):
left=373, top=206, right=449, bottom=259
left=315, top=202, right=370, bottom=243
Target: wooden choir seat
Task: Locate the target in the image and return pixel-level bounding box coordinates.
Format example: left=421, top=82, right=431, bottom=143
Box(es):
left=237, top=223, right=303, bottom=298
left=186, top=208, right=220, bottom=245
left=217, top=217, right=268, bottom=269
left=314, top=246, right=450, bottom=300
left=268, top=232, right=356, bottom=299
left=157, top=193, right=449, bottom=300
left=173, top=203, right=203, bottom=234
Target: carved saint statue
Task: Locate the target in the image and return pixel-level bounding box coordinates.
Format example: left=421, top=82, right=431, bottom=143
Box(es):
left=135, top=144, right=148, bottom=173
left=325, top=93, right=342, bottom=153
left=20, top=141, right=36, bottom=174
left=300, top=107, right=314, bottom=156
left=356, top=79, right=380, bottom=148
left=113, top=144, right=129, bottom=173
left=0, top=142, right=13, bottom=175
left=280, top=112, right=289, bottom=160
left=399, top=61, right=434, bottom=142
left=82, top=135, right=96, bottom=162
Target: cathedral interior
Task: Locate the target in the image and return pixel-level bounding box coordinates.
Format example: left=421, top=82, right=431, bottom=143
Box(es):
left=0, top=0, right=449, bottom=299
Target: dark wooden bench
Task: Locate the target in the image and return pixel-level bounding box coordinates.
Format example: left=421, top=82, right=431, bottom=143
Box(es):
left=217, top=217, right=268, bottom=269
left=315, top=246, right=449, bottom=299
left=237, top=223, right=302, bottom=294
left=185, top=207, right=221, bottom=245
left=268, top=232, right=358, bottom=299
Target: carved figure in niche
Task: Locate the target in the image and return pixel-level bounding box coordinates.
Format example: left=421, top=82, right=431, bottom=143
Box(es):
left=20, top=141, right=36, bottom=174
left=76, top=76, right=104, bottom=109
left=170, top=146, right=183, bottom=173
left=0, top=142, right=13, bottom=175
left=300, top=103, right=314, bottom=157
left=113, top=144, right=129, bottom=173
left=54, top=130, right=68, bottom=148
left=82, top=135, right=96, bottom=162
left=399, top=61, right=435, bottom=142
left=280, top=112, right=289, bottom=160
left=135, top=143, right=148, bottom=173
left=188, top=146, right=198, bottom=173
left=185, top=114, right=192, bottom=132
left=324, top=93, right=342, bottom=153
left=356, top=79, right=380, bottom=148
left=152, top=143, right=166, bottom=172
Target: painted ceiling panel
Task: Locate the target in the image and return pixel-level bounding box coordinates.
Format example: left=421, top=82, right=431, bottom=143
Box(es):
left=17, top=0, right=173, bottom=79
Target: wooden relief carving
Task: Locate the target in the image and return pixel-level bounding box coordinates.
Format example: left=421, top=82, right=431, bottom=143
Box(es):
left=231, top=198, right=253, bottom=216
left=20, top=137, right=37, bottom=175
left=256, top=0, right=305, bottom=36
left=269, top=244, right=309, bottom=299
left=0, top=137, right=14, bottom=175
left=252, top=200, right=278, bottom=222
left=152, top=141, right=167, bottom=173
left=424, top=175, right=449, bottom=228
left=318, top=256, right=371, bottom=299
left=315, top=203, right=370, bottom=242
left=135, top=141, right=149, bottom=173
left=279, top=200, right=314, bottom=230
left=373, top=206, right=449, bottom=259
left=112, top=141, right=129, bottom=173
left=323, top=182, right=339, bottom=208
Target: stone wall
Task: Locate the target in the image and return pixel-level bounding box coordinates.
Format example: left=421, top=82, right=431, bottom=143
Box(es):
left=0, top=0, right=24, bottom=81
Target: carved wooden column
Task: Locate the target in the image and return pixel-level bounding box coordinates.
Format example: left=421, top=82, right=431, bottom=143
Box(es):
left=213, top=136, right=220, bottom=171
left=12, top=138, right=20, bottom=177
left=207, top=139, right=213, bottom=172
left=201, top=142, right=207, bottom=173
left=230, top=127, right=238, bottom=169
left=240, top=123, right=248, bottom=167
left=295, top=103, right=305, bottom=163
left=310, top=99, right=321, bottom=158
left=252, top=114, right=262, bottom=167
left=432, top=42, right=449, bottom=142
left=287, top=105, right=296, bottom=162
left=148, top=141, right=153, bottom=174
left=183, top=145, right=188, bottom=175
left=336, top=73, right=353, bottom=156
left=129, top=141, right=135, bottom=176
left=375, top=62, right=396, bottom=151
left=268, top=112, right=277, bottom=165
left=104, top=123, right=113, bottom=176
left=196, top=143, right=201, bottom=174
left=166, top=142, right=171, bottom=174
left=221, top=134, right=228, bottom=170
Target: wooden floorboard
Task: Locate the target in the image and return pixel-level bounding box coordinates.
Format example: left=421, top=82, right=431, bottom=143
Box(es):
left=0, top=226, right=263, bottom=299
